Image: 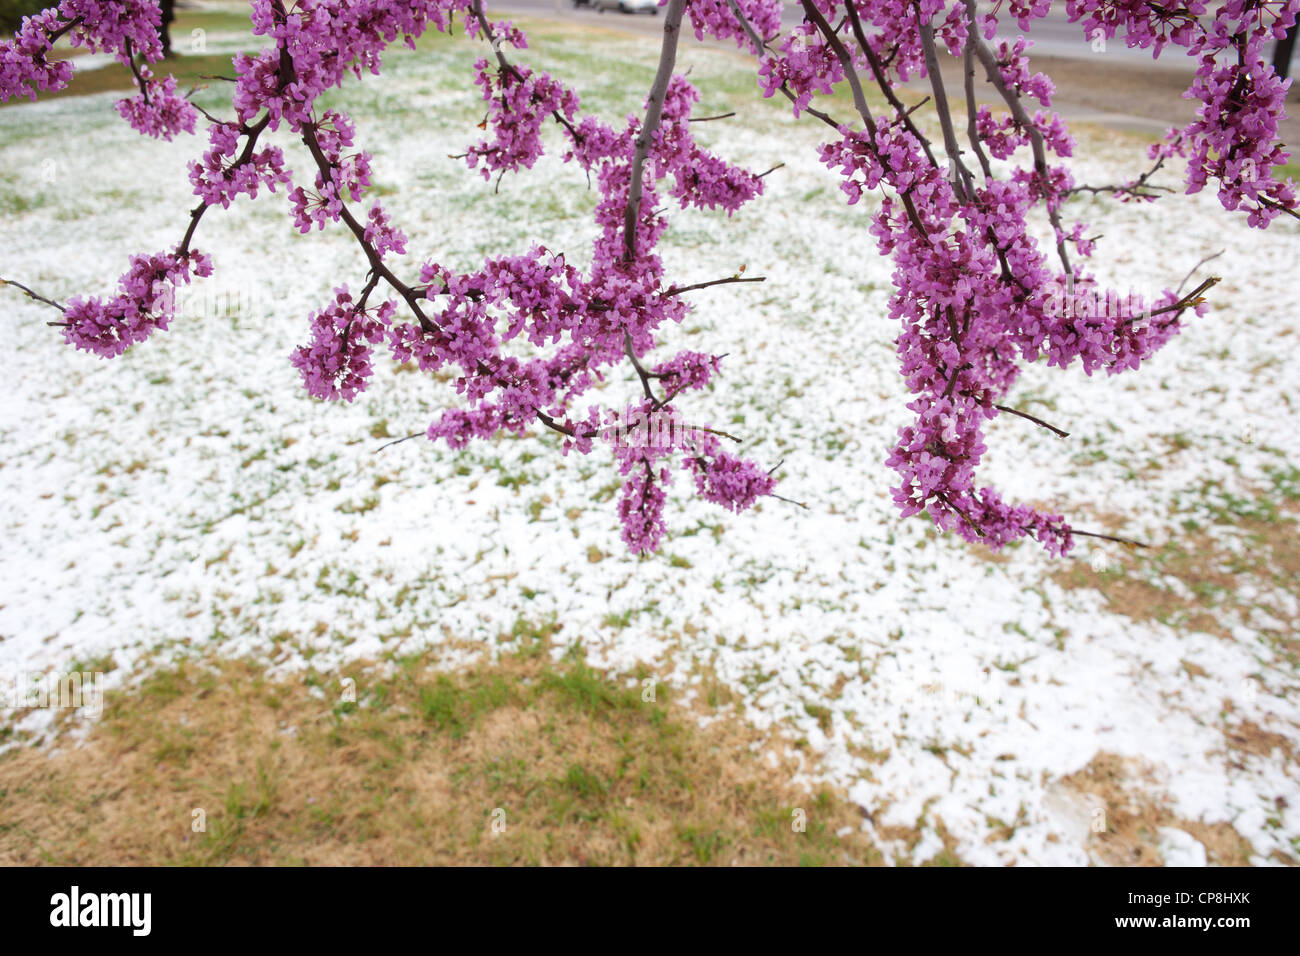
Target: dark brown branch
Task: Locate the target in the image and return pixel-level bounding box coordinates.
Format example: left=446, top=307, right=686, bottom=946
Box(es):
left=1259, top=196, right=1300, bottom=221
left=375, top=431, right=425, bottom=453
left=0, top=278, right=66, bottom=313
left=663, top=274, right=765, bottom=296
left=993, top=403, right=1070, bottom=438
left=936, top=492, right=987, bottom=537
left=1149, top=276, right=1219, bottom=317
left=270, top=0, right=433, bottom=337
left=46, top=16, right=83, bottom=47
left=123, top=38, right=150, bottom=105
left=1071, top=529, right=1149, bottom=549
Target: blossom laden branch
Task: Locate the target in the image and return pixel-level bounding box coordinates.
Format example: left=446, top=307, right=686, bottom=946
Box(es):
left=3, top=0, right=1296, bottom=560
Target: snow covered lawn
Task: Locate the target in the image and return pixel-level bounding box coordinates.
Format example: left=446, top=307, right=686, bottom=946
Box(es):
left=1, top=9, right=1298, bottom=865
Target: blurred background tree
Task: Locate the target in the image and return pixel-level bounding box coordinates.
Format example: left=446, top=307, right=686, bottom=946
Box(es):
left=2, top=0, right=176, bottom=56
left=0, top=0, right=48, bottom=34
left=1275, top=22, right=1297, bottom=83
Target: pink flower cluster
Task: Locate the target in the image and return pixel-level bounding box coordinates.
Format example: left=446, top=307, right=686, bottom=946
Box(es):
left=62, top=248, right=212, bottom=358
left=288, top=111, right=374, bottom=233
left=758, top=24, right=845, bottom=116
left=1, top=2, right=197, bottom=132
left=654, top=76, right=763, bottom=212
left=605, top=403, right=775, bottom=552
left=291, top=287, right=395, bottom=402
left=465, top=58, right=579, bottom=179
left=686, top=446, right=777, bottom=514
left=0, top=9, right=74, bottom=102
left=1066, top=0, right=1299, bottom=226
left=114, top=69, right=197, bottom=140
left=686, top=0, right=781, bottom=52
left=650, top=350, right=721, bottom=395
left=770, top=0, right=1282, bottom=555
left=189, top=121, right=292, bottom=207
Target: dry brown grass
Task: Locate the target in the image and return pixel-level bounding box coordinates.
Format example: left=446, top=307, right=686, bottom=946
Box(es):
left=1060, top=753, right=1257, bottom=867
left=1052, top=502, right=1300, bottom=658
left=0, top=640, right=882, bottom=866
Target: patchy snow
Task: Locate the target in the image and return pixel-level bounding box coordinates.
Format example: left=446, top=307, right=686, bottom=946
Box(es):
left=0, top=22, right=1297, bottom=866
left=1158, top=827, right=1209, bottom=867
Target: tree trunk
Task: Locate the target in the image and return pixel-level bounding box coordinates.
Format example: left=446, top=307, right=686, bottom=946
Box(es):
left=160, top=0, right=175, bottom=58
left=1274, top=22, right=1297, bottom=83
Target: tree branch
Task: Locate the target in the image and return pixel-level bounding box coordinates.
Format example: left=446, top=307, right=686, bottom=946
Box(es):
left=663, top=274, right=765, bottom=296
left=622, top=0, right=687, bottom=263
left=918, top=20, right=975, bottom=202
left=963, top=0, right=1072, bottom=275
left=1175, top=250, right=1224, bottom=295
left=993, top=403, right=1070, bottom=438
left=0, top=278, right=66, bottom=313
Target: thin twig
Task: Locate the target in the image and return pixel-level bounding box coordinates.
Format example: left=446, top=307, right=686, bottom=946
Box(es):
left=375, top=432, right=426, bottom=453
left=936, top=492, right=986, bottom=537
left=663, top=274, right=765, bottom=296
left=1175, top=250, right=1225, bottom=295
left=692, top=424, right=743, bottom=443
left=1149, top=276, right=1219, bottom=317
left=0, top=278, right=66, bottom=312
left=993, top=403, right=1070, bottom=438
left=1072, top=529, right=1149, bottom=549
left=1259, top=195, right=1300, bottom=221
left=771, top=493, right=809, bottom=509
